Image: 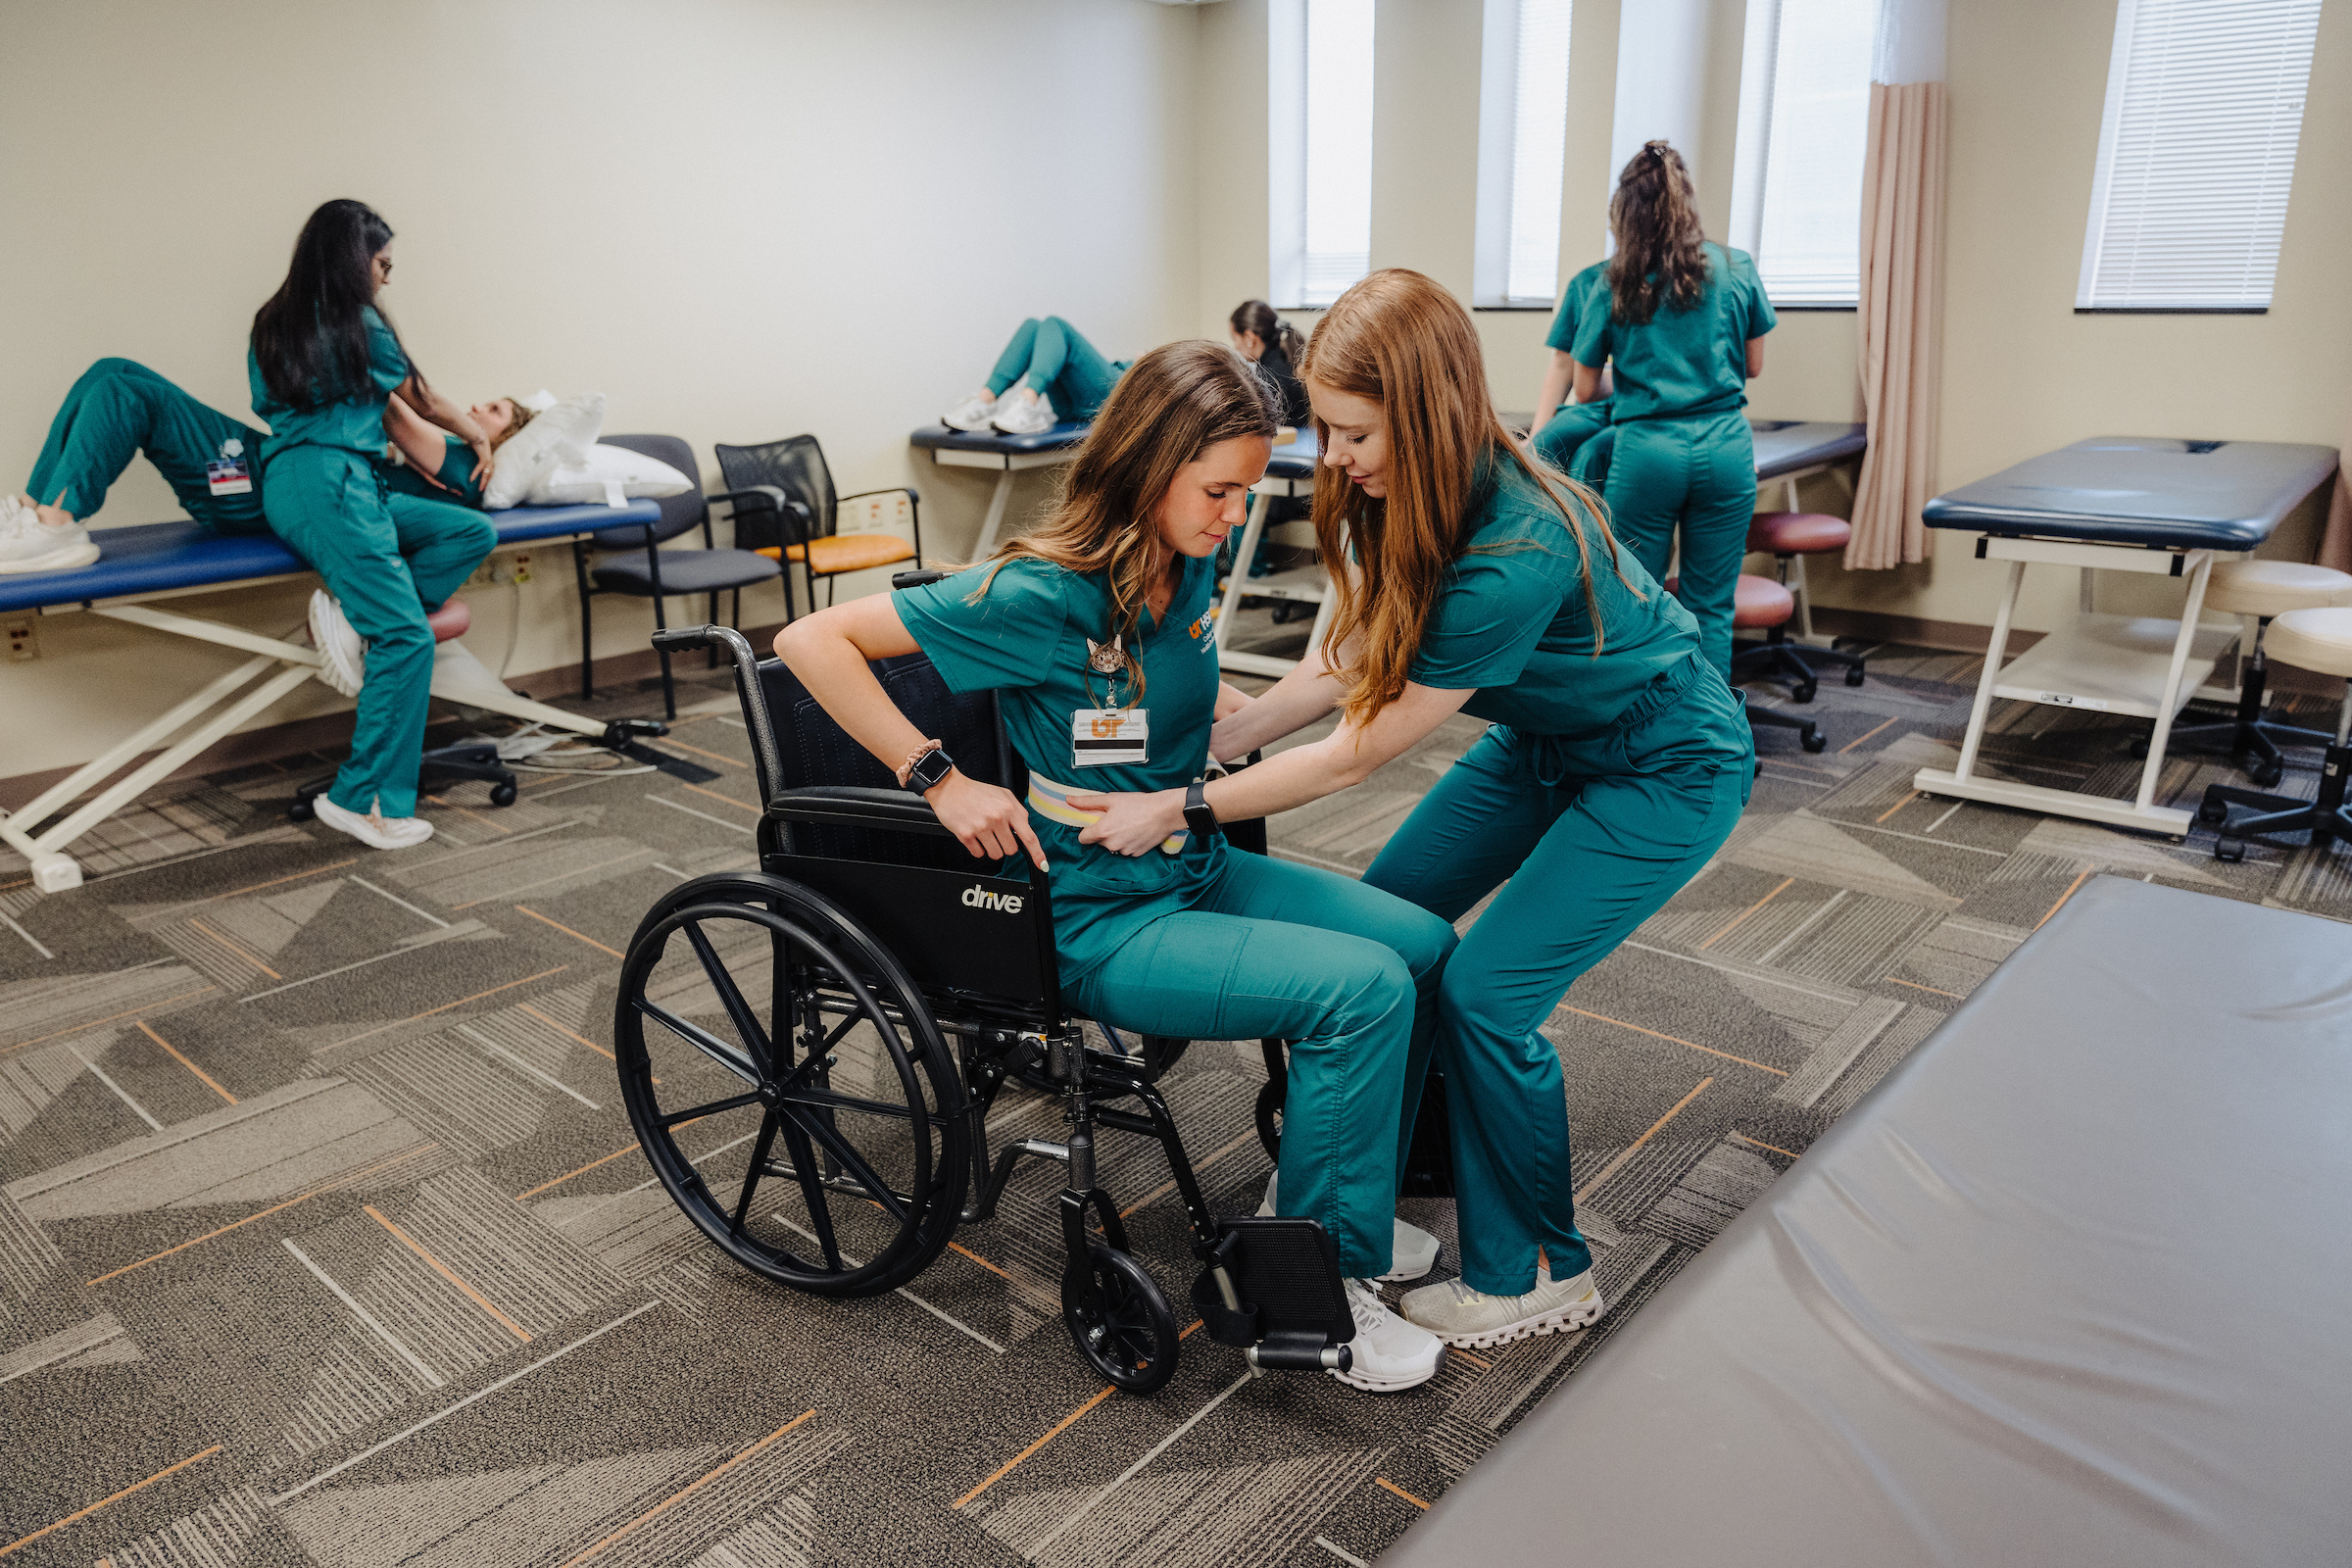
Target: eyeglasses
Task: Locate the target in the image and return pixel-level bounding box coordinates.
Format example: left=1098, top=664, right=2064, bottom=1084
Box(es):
left=375, top=257, right=393, bottom=277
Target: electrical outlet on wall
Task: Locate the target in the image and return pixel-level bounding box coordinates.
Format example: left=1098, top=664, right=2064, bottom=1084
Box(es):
left=512, top=553, right=532, bottom=585
left=5, top=616, right=36, bottom=662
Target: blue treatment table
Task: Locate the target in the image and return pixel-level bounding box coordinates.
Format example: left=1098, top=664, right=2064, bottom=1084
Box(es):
left=1, top=501, right=660, bottom=892
left=908, top=421, right=1093, bottom=561
left=1912, top=437, right=2339, bottom=837
left=1383, top=878, right=2352, bottom=1568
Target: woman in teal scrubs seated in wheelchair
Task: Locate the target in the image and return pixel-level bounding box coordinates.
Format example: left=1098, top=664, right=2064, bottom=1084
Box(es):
left=1075, top=271, right=1752, bottom=1351
left=784, top=341, right=1457, bottom=1392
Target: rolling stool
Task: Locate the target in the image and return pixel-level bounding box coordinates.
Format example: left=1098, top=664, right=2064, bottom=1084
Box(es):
left=1743, top=512, right=1867, bottom=695
left=2158, top=559, right=2352, bottom=787
left=1671, top=571, right=1825, bottom=755
left=2199, top=607, right=2352, bottom=862
left=290, top=600, right=519, bottom=822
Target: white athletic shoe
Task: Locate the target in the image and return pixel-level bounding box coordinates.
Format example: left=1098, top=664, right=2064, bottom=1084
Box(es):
left=0, top=505, right=100, bottom=573
left=990, top=389, right=1056, bottom=436
left=1399, top=1264, right=1605, bottom=1348
left=1258, top=1173, right=1442, bottom=1284
left=312, top=794, right=434, bottom=851
left=308, top=590, right=368, bottom=697
left=941, top=391, right=999, bottom=431
left=1331, top=1277, right=1444, bottom=1392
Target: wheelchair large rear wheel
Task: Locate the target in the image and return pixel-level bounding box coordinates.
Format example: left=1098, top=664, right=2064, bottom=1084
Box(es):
left=614, top=872, right=969, bottom=1298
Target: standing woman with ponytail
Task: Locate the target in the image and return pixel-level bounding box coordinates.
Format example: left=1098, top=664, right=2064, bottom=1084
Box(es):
left=1074, top=271, right=1752, bottom=1349
left=250, top=199, right=498, bottom=850
left=1571, top=141, right=1775, bottom=675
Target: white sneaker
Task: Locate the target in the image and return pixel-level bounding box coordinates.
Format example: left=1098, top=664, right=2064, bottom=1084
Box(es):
left=1331, top=1277, right=1443, bottom=1392
left=941, top=391, right=999, bottom=431
left=0, top=506, right=100, bottom=573
left=990, top=389, right=1056, bottom=436
left=1398, top=1264, right=1605, bottom=1348
left=1258, top=1173, right=1441, bottom=1283
left=312, top=794, right=434, bottom=850
left=308, top=590, right=368, bottom=697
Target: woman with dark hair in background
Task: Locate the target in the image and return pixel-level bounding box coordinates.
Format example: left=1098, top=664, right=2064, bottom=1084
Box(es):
left=249, top=198, right=499, bottom=851
left=1229, top=299, right=1310, bottom=427
left=1568, top=141, right=1775, bottom=675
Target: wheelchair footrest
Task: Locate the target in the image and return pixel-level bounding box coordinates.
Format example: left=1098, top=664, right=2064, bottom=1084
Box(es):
left=1190, top=1217, right=1354, bottom=1373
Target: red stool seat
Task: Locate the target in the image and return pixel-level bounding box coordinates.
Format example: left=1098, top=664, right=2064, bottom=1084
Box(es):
left=1666, top=572, right=1793, bottom=631
left=426, top=599, right=472, bottom=643
left=1747, top=511, right=1850, bottom=555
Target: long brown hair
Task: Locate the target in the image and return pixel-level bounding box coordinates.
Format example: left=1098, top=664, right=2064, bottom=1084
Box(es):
left=972, top=340, right=1282, bottom=701
left=1299, top=270, right=1635, bottom=727
left=1229, top=299, right=1305, bottom=364
left=1605, top=140, right=1710, bottom=325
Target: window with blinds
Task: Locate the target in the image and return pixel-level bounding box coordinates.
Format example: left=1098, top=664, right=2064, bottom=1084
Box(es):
left=1473, top=0, right=1574, bottom=309
left=1270, top=0, right=1376, bottom=310
left=1727, top=0, right=1875, bottom=308
left=2076, top=0, right=2319, bottom=312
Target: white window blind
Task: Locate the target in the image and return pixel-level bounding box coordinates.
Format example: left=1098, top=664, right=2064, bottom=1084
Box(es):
left=1473, top=0, right=1574, bottom=308
left=1728, top=0, right=1874, bottom=307
left=2076, top=0, right=2319, bottom=312
left=1270, top=0, right=1376, bottom=309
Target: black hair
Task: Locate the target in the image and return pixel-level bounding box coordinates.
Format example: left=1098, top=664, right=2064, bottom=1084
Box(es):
left=251, top=200, right=420, bottom=408
left=1229, top=299, right=1305, bottom=364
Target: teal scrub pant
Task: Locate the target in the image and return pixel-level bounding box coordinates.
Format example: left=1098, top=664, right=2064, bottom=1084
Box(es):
left=1601, top=410, right=1755, bottom=676
left=1065, top=848, right=1457, bottom=1280
left=261, top=446, right=496, bottom=818
left=985, top=317, right=1124, bottom=422
left=1531, top=400, right=1611, bottom=475
left=1363, top=670, right=1752, bottom=1297
left=26, top=359, right=270, bottom=533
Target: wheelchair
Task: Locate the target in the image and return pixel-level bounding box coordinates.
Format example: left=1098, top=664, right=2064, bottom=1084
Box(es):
left=613, top=587, right=1356, bottom=1394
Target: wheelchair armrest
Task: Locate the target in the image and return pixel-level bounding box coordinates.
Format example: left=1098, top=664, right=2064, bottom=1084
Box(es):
left=767, top=785, right=956, bottom=838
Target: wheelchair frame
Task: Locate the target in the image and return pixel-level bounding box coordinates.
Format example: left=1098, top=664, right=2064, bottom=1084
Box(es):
left=615, top=621, right=1351, bottom=1393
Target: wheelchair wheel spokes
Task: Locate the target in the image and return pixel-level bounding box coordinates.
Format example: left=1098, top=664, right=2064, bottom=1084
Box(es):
left=615, top=879, right=969, bottom=1298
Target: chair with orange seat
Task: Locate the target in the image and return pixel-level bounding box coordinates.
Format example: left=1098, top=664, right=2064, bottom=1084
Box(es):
left=1744, top=510, right=1866, bottom=698
left=714, top=436, right=923, bottom=621
left=1668, top=570, right=1825, bottom=754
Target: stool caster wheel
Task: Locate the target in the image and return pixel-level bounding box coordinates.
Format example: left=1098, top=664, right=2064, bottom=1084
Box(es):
left=2215, top=836, right=2247, bottom=863
left=2248, top=761, right=2283, bottom=789
left=1791, top=681, right=1818, bottom=705
left=2129, top=738, right=2149, bottom=760
left=1065, top=1246, right=1178, bottom=1394
left=2198, top=798, right=2230, bottom=825
left=1843, top=665, right=1867, bottom=687
left=490, top=782, right=518, bottom=807
left=288, top=799, right=316, bottom=823
left=1799, top=724, right=1827, bottom=754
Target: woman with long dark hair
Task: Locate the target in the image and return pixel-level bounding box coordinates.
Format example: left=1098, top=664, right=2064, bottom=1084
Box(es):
left=783, top=341, right=1457, bottom=1393
left=1071, top=271, right=1752, bottom=1350
left=1228, top=300, right=1309, bottom=427
left=248, top=198, right=498, bottom=850
left=1568, top=141, right=1776, bottom=674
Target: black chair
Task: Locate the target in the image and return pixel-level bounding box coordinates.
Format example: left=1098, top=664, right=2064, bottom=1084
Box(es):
left=712, top=436, right=922, bottom=619
left=570, top=433, right=785, bottom=720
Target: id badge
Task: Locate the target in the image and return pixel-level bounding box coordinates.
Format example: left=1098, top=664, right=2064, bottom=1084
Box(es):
left=1072, top=708, right=1148, bottom=767
left=207, top=437, right=252, bottom=497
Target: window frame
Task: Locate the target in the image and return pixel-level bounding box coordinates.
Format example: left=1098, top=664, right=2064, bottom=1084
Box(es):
left=1472, top=0, right=1575, bottom=312
left=1268, top=0, right=1376, bottom=312
left=1727, top=0, right=1874, bottom=313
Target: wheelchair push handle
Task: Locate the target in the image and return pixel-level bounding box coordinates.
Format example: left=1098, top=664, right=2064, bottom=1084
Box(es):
left=649, top=624, right=787, bottom=798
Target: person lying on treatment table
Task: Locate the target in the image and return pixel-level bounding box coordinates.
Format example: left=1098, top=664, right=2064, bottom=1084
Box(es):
left=786, top=340, right=1459, bottom=1395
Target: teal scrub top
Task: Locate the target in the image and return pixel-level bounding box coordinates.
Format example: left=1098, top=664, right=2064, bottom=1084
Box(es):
left=896, top=553, right=1227, bottom=983
left=382, top=434, right=484, bottom=507
left=1410, top=452, right=1705, bottom=748
left=1570, top=243, right=1775, bottom=423
left=1544, top=260, right=1612, bottom=357
left=249, top=305, right=409, bottom=469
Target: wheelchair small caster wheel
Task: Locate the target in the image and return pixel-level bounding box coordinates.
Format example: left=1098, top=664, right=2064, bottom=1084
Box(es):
left=1791, top=681, right=1818, bottom=705
left=1844, top=665, right=1866, bottom=687
left=1065, top=1246, right=1178, bottom=1394
left=2129, top=738, right=2149, bottom=760
left=2249, top=762, right=2282, bottom=789
left=2215, top=836, right=2247, bottom=863
left=1799, top=724, right=1827, bottom=754
left=2198, top=799, right=2229, bottom=825
left=288, top=799, right=315, bottom=823
left=490, top=782, right=518, bottom=807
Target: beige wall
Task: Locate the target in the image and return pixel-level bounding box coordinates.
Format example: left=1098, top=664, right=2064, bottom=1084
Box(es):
left=2, top=0, right=1201, bottom=778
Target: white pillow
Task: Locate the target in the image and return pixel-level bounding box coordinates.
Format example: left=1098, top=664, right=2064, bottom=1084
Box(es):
left=482, top=392, right=605, bottom=510
left=530, top=443, right=695, bottom=508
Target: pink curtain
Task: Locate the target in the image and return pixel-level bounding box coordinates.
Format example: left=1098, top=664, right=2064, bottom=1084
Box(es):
left=1846, top=80, right=1947, bottom=570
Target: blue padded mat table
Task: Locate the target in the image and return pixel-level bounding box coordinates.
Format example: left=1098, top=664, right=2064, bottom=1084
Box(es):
left=1750, top=418, right=1866, bottom=482
left=908, top=421, right=1093, bottom=560
left=1912, top=436, right=2340, bottom=837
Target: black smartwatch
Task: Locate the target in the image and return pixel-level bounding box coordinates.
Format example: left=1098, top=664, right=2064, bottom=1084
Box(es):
left=906, top=747, right=955, bottom=795
left=1183, top=779, right=1219, bottom=844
